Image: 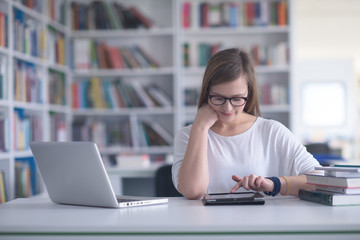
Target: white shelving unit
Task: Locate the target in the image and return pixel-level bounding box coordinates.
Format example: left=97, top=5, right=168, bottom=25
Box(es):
left=0, top=0, right=71, bottom=201
left=0, top=0, right=293, bottom=200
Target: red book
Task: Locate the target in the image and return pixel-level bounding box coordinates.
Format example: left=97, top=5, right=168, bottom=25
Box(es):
left=201, top=3, right=210, bottom=28
left=182, top=2, right=191, bottom=28
left=108, top=47, right=124, bottom=69
left=72, top=83, right=79, bottom=109
left=129, top=6, right=153, bottom=28
left=277, top=1, right=287, bottom=26
left=0, top=13, right=4, bottom=47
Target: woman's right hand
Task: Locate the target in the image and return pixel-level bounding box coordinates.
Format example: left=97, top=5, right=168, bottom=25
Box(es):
left=193, top=104, right=219, bottom=129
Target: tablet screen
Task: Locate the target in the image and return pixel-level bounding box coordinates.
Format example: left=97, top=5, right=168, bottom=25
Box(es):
left=207, top=193, right=255, bottom=199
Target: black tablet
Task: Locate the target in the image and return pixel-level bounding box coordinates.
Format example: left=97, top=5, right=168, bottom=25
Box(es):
left=202, top=191, right=265, bottom=206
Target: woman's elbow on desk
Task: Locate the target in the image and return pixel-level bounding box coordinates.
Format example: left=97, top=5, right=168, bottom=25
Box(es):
left=178, top=184, right=207, bottom=200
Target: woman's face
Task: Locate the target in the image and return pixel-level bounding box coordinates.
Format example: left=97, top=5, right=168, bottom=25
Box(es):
left=208, top=76, right=248, bottom=124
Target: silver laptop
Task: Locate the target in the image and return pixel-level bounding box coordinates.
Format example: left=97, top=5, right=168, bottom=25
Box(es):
left=29, top=142, right=168, bottom=208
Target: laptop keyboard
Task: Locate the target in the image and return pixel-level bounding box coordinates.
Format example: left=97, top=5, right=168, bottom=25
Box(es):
left=116, top=197, right=140, bottom=203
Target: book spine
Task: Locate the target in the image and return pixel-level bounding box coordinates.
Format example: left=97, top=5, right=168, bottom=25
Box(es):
left=298, top=189, right=333, bottom=206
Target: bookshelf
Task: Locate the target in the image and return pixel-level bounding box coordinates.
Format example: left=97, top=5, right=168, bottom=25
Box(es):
left=0, top=0, right=71, bottom=201
left=0, top=0, right=293, bottom=200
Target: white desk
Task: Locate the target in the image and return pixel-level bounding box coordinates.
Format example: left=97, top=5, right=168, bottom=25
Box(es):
left=0, top=195, right=360, bottom=240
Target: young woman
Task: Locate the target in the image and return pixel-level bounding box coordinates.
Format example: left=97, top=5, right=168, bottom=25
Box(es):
left=172, top=48, right=320, bottom=200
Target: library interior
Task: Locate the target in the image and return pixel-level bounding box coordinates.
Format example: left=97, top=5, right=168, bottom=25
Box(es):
left=0, top=0, right=360, bottom=225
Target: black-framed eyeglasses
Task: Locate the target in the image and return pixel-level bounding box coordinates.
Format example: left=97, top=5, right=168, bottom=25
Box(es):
left=208, top=95, right=248, bottom=107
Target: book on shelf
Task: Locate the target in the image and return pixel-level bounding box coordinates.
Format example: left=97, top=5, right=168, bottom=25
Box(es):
left=49, top=112, right=66, bottom=142
left=260, top=83, right=288, bottom=105
left=145, top=85, right=172, bottom=107
left=298, top=189, right=360, bottom=206
left=182, top=2, right=191, bottom=28
left=0, top=111, right=9, bottom=152
left=73, top=40, right=160, bottom=70
left=184, top=88, right=200, bottom=106
left=48, top=69, right=66, bottom=106
left=0, top=10, right=8, bottom=47
left=47, top=26, right=65, bottom=65
left=72, top=118, right=132, bottom=148
left=0, top=170, right=6, bottom=203
left=140, top=120, right=173, bottom=147
left=196, top=1, right=288, bottom=28
left=13, top=108, right=42, bottom=151
left=314, top=166, right=360, bottom=178
left=73, top=79, right=172, bottom=109
left=13, top=8, right=45, bottom=58
left=15, top=157, right=39, bottom=198
left=0, top=54, right=7, bottom=100
left=14, top=59, right=42, bottom=104
left=305, top=173, right=360, bottom=188
left=48, top=0, right=66, bottom=25
left=71, top=1, right=153, bottom=30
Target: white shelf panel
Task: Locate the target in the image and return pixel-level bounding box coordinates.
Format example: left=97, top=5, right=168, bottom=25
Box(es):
left=71, top=28, right=174, bottom=38
left=46, top=63, right=69, bottom=73
left=0, top=153, right=10, bottom=160
left=48, top=104, right=70, bottom=113
left=13, top=101, right=45, bottom=111
left=72, top=107, right=174, bottom=116
left=46, top=18, right=68, bottom=33
left=0, top=99, right=10, bottom=107
left=72, top=67, right=175, bottom=77
left=12, top=51, right=45, bottom=66
left=182, top=26, right=289, bottom=36
left=0, top=46, right=10, bottom=55
left=14, top=150, right=33, bottom=158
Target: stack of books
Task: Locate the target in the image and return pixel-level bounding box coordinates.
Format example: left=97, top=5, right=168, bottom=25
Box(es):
left=299, top=165, right=360, bottom=206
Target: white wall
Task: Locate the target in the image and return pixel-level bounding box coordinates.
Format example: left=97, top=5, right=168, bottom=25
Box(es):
left=293, top=0, right=360, bottom=161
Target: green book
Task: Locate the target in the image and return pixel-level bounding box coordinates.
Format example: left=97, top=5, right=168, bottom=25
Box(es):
left=299, top=189, right=360, bottom=206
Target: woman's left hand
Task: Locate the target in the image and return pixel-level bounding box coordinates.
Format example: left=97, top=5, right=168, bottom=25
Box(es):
left=230, top=174, right=274, bottom=193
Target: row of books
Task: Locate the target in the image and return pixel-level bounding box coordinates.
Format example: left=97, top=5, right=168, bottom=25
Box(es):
left=139, top=120, right=173, bottom=147
left=183, top=1, right=288, bottom=28
left=48, top=69, right=66, bottom=106
left=0, top=170, right=6, bottom=203
left=0, top=11, right=8, bottom=48
left=72, top=117, right=173, bottom=148
left=72, top=118, right=132, bottom=148
left=13, top=8, right=45, bottom=58
left=73, top=40, right=160, bottom=70
left=13, top=108, right=42, bottom=151
left=0, top=113, right=9, bottom=152
left=72, top=78, right=172, bottom=109
left=47, top=26, right=65, bottom=66
left=183, top=42, right=289, bottom=67
left=47, top=0, right=66, bottom=25
left=15, top=157, right=38, bottom=198
left=260, top=83, right=288, bottom=105
left=71, top=1, right=153, bottom=30
left=49, top=112, right=66, bottom=142
left=0, top=54, right=6, bottom=99
left=299, top=165, right=360, bottom=206
left=14, top=59, right=43, bottom=104
left=184, top=88, right=200, bottom=106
